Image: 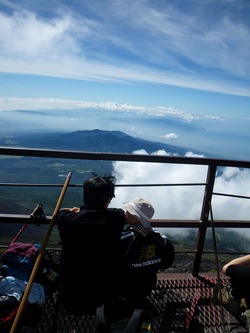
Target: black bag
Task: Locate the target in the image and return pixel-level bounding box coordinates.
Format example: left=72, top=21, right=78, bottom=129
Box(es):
left=0, top=293, right=43, bottom=333
left=96, top=300, right=155, bottom=333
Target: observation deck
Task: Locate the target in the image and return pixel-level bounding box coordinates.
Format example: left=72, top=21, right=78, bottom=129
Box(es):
left=1, top=146, right=250, bottom=332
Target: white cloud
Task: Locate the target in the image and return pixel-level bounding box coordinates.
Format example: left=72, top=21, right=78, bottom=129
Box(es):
left=0, top=1, right=250, bottom=96
left=162, top=133, right=178, bottom=140
left=111, top=150, right=250, bottom=237
left=213, top=167, right=250, bottom=219
left=112, top=150, right=207, bottom=221
left=0, top=97, right=200, bottom=122
left=0, top=11, right=75, bottom=56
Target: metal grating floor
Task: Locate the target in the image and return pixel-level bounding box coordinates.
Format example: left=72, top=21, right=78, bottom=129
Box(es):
left=32, top=273, right=249, bottom=333
left=150, top=273, right=248, bottom=333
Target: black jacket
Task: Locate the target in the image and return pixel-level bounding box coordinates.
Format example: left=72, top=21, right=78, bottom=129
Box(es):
left=57, top=206, right=125, bottom=315
left=118, top=228, right=174, bottom=305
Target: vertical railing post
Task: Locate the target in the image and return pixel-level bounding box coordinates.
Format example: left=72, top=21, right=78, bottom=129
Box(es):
left=192, top=164, right=217, bottom=276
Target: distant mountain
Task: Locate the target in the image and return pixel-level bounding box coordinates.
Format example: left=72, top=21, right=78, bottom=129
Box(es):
left=12, top=129, right=199, bottom=155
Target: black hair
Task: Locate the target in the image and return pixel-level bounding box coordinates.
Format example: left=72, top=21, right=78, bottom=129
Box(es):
left=83, top=175, right=116, bottom=207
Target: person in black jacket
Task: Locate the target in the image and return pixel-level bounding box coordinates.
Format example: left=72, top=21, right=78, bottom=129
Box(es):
left=57, top=175, right=126, bottom=316
left=118, top=197, right=175, bottom=308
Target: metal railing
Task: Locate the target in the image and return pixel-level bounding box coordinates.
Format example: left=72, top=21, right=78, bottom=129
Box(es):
left=1, top=146, right=250, bottom=277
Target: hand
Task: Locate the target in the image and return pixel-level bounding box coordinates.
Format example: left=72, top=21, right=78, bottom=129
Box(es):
left=70, top=207, right=80, bottom=212
left=60, top=207, right=80, bottom=212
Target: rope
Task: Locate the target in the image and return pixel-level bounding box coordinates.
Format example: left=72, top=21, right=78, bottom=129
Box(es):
left=210, top=202, right=227, bottom=332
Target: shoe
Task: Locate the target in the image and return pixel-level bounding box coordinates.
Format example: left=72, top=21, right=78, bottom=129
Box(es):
left=213, top=283, right=241, bottom=316
left=241, top=309, right=250, bottom=333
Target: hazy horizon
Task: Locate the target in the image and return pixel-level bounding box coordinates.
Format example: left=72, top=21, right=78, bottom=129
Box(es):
left=1, top=106, right=250, bottom=162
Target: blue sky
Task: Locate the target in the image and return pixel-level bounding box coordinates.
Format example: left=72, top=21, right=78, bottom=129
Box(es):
left=0, top=0, right=250, bottom=119
left=1, top=0, right=250, bottom=238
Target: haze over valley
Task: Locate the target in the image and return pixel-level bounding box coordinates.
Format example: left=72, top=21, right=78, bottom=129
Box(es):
left=1, top=107, right=250, bottom=161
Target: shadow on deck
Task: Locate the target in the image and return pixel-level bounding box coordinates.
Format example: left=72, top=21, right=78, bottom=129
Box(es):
left=33, top=273, right=248, bottom=333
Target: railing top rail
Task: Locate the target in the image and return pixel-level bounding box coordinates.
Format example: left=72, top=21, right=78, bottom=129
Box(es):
left=1, top=146, right=250, bottom=168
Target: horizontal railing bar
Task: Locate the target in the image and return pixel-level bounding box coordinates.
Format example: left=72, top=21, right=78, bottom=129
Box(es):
left=147, top=220, right=250, bottom=228
left=0, top=245, right=246, bottom=257
left=0, top=214, right=250, bottom=228
left=3, top=185, right=250, bottom=199
left=0, top=183, right=72, bottom=187
left=0, top=182, right=207, bottom=187
left=213, top=192, right=250, bottom=200
left=118, top=183, right=206, bottom=187
left=1, top=146, right=250, bottom=168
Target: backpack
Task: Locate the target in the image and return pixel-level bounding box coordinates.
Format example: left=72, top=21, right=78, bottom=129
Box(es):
left=1, top=242, right=60, bottom=291
left=1, top=242, right=40, bottom=281
left=0, top=242, right=60, bottom=332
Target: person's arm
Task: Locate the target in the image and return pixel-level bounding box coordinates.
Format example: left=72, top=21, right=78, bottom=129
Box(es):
left=56, top=207, right=80, bottom=230
left=159, top=236, right=175, bottom=269
left=222, top=254, right=250, bottom=274
left=59, top=207, right=80, bottom=212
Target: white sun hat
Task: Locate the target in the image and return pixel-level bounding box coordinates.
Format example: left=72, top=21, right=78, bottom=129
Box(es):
left=123, top=197, right=155, bottom=228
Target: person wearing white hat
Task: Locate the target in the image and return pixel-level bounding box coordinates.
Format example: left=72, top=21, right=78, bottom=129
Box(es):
left=123, top=197, right=154, bottom=230
left=117, top=197, right=175, bottom=309
left=97, top=197, right=174, bottom=332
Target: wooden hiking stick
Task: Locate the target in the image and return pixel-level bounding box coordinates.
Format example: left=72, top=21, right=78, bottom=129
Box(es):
left=10, top=172, right=72, bottom=333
